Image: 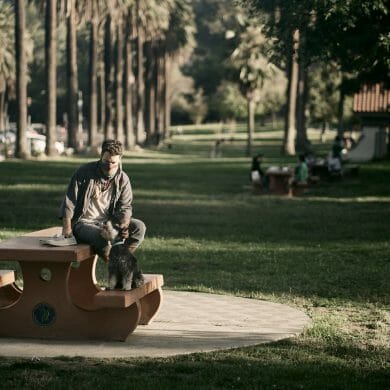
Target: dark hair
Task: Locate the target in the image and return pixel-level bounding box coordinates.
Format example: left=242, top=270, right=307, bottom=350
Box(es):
left=251, top=154, right=263, bottom=169
left=101, top=139, right=123, bottom=156
left=298, top=154, right=306, bottom=162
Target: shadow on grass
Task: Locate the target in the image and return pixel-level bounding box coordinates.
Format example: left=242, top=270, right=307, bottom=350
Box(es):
left=0, top=339, right=388, bottom=389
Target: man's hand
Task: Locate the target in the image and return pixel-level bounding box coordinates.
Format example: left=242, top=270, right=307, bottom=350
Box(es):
left=117, top=220, right=130, bottom=240
left=119, top=227, right=129, bottom=239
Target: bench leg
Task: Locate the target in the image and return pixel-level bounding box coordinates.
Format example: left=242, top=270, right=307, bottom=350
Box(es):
left=0, top=283, right=22, bottom=308
left=139, top=288, right=163, bottom=325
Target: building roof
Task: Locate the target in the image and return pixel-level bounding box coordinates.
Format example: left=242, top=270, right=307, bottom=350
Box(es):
left=353, top=83, right=390, bottom=114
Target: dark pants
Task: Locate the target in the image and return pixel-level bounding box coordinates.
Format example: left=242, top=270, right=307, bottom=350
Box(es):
left=73, top=218, right=146, bottom=257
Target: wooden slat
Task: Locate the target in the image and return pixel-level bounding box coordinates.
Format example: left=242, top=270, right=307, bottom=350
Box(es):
left=91, top=274, right=164, bottom=309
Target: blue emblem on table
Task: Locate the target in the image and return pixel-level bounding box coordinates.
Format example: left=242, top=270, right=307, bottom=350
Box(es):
left=32, top=303, right=56, bottom=326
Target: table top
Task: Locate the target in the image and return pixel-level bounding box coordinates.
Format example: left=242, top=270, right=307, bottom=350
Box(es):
left=0, top=227, right=94, bottom=262
left=266, top=169, right=292, bottom=177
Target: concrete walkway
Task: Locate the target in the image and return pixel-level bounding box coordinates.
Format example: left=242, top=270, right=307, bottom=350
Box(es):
left=0, top=291, right=310, bottom=359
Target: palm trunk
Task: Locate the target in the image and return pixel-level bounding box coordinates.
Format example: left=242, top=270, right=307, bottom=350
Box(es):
left=144, top=40, right=156, bottom=143
left=337, top=74, right=345, bottom=136
left=98, top=61, right=106, bottom=136
left=124, top=9, right=135, bottom=150
left=88, top=9, right=98, bottom=148
left=163, top=50, right=171, bottom=138
left=283, top=28, right=299, bottom=156
left=246, top=94, right=255, bottom=157
left=135, top=1, right=145, bottom=144
left=155, top=41, right=164, bottom=141
left=115, top=16, right=124, bottom=144
left=104, top=14, right=114, bottom=140
left=0, top=90, right=5, bottom=132
left=15, top=0, right=29, bottom=158
left=66, top=0, right=78, bottom=149
left=45, top=0, right=57, bottom=156
left=296, top=30, right=308, bottom=154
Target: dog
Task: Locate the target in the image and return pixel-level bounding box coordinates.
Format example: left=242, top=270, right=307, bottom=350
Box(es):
left=100, top=220, right=144, bottom=291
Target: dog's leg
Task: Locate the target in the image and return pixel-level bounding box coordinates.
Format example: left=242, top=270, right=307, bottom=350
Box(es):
left=122, top=272, right=133, bottom=291
left=107, top=272, right=117, bottom=290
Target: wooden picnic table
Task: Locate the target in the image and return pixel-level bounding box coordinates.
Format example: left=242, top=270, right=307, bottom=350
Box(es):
left=0, top=227, right=163, bottom=341
left=266, top=168, right=292, bottom=195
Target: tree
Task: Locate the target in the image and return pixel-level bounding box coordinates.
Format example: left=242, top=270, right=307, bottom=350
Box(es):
left=184, top=0, right=240, bottom=121
left=231, top=23, right=278, bottom=156
left=65, top=0, right=78, bottom=149
left=0, top=2, right=15, bottom=134
left=162, top=0, right=196, bottom=137
left=14, top=0, right=29, bottom=158
left=45, top=0, right=57, bottom=156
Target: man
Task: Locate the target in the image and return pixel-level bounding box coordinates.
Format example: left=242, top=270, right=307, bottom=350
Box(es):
left=59, top=139, right=145, bottom=260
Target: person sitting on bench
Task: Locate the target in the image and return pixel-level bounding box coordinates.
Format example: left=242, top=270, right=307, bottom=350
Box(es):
left=59, top=139, right=146, bottom=262
left=290, top=154, right=309, bottom=188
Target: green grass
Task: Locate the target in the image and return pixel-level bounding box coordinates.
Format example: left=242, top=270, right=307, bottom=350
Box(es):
left=0, top=125, right=389, bottom=389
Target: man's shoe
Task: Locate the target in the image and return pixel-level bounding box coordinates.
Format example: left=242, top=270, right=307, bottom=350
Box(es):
left=40, top=235, right=77, bottom=247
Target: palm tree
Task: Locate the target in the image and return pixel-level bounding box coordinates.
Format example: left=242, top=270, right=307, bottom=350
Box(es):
left=45, top=0, right=57, bottom=156
left=114, top=13, right=124, bottom=143
left=103, top=12, right=115, bottom=140
left=160, top=0, right=195, bottom=140
left=65, top=0, right=78, bottom=149
left=283, top=28, right=299, bottom=155
left=231, top=24, right=277, bottom=156
left=0, top=2, right=15, bottom=134
left=124, top=5, right=136, bottom=149
left=87, top=1, right=100, bottom=148
left=134, top=0, right=145, bottom=144
left=14, top=0, right=29, bottom=158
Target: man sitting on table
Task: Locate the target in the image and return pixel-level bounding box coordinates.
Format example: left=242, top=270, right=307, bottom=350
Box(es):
left=59, top=139, right=146, bottom=261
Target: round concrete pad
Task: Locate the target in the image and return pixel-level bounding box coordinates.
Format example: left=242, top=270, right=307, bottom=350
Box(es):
left=0, top=291, right=310, bottom=358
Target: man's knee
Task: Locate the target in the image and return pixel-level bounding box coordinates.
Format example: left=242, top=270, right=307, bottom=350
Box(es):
left=125, top=218, right=146, bottom=248
left=132, top=219, right=146, bottom=239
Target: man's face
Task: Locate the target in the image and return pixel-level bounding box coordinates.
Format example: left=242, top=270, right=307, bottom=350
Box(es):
left=100, top=151, right=121, bottom=177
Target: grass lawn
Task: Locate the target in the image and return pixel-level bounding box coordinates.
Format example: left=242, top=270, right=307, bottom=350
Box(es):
left=0, top=124, right=389, bottom=389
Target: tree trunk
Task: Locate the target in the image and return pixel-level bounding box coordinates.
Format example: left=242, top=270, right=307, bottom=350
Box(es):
left=155, top=41, right=165, bottom=141
left=124, top=8, right=135, bottom=150
left=144, top=40, right=156, bottom=144
left=115, top=16, right=124, bottom=144
left=246, top=94, right=255, bottom=157
left=283, top=28, right=299, bottom=156
left=337, top=75, right=345, bottom=136
left=15, top=0, right=29, bottom=158
left=0, top=89, right=6, bottom=132
left=104, top=14, right=114, bottom=140
left=98, top=61, right=106, bottom=138
left=45, top=0, right=57, bottom=156
left=66, top=0, right=78, bottom=149
left=163, top=50, right=171, bottom=138
left=135, top=0, right=145, bottom=144
left=88, top=10, right=98, bottom=148
left=296, top=30, right=308, bottom=154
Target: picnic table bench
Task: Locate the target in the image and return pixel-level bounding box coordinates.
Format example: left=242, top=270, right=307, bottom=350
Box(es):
left=0, top=227, right=163, bottom=341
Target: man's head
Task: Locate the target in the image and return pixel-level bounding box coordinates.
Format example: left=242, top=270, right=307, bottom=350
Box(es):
left=100, top=139, right=123, bottom=178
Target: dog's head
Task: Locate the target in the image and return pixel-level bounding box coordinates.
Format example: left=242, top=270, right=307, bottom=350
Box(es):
left=100, top=220, right=119, bottom=242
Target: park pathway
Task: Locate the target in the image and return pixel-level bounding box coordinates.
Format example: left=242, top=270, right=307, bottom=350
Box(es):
left=0, top=290, right=310, bottom=358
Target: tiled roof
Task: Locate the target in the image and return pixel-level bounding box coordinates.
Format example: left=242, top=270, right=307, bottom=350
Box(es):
left=353, top=83, right=390, bottom=113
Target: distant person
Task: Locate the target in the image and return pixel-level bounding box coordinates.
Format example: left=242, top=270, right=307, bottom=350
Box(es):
left=250, top=154, right=268, bottom=191
left=291, top=154, right=309, bottom=186
left=328, top=135, right=344, bottom=174
left=211, top=139, right=224, bottom=158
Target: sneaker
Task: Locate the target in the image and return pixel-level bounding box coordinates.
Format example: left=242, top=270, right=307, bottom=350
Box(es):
left=40, top=234, right=78, bottom=247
